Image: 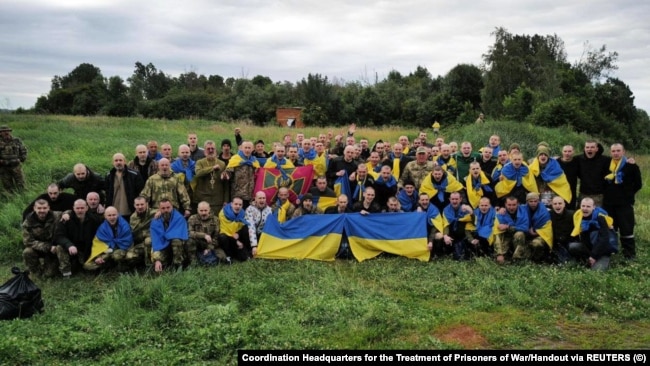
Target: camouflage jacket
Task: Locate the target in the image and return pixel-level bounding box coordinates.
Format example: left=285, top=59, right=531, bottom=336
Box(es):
left=187, top=214, right=220, bottom=250
left=0, top=137, right=27, bottom=166
left=140, top=173, right=191, bottom=211
left=22, top=211, right=62, bottom=252
left=398, top=161, right=435, bottom=190
left=130, top=208, right=156, bottom=244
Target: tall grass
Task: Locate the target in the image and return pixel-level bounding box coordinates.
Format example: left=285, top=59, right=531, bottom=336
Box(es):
left=0, top=115, right=648, bottom=362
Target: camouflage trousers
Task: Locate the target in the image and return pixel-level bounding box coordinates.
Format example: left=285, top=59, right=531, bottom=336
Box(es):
left=56, top=246, right=86, bottom=275
left=23, top=247, right=59, bottom=278
left=83, top=245, right=144, bottom=271
left=0, top=165, right=25, bottom=193
left=151, top=239, right=189, bottom=266
left=494, top=230, right=526, bottom=257
left=513, top=236, right=549, bottom=262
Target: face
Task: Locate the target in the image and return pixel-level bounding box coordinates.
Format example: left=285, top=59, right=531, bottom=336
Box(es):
left=610, top=144, right=624, bottom=160
left=337, top=196, right=348, bottom=210
left=393, top=144, right=403, bottom=156
left=86, top=194, right=100, bottom=208
left=413, top=139, right=422, bottom=147
left=461, top=143, right=472, bottom=156
left=113, top=154, right=125, bottom=171
left=136, top=146, right=148, bottom=161
left=562, top=146, right=574, bottom=161
left=302, top=140, right=311, bottom=151
left=432, top=170, right=444, bottom=181
left=343, top=147, right=355, bottom=161
left=584, top=142, right=598, bottom=157
left=375, top=143, right=385, bottom=154
left=363, top=188, right=375, bottom=202
left=418, top=194, right=430, bottom=208
left=511, top=155, right=523, bottom=168
left=360, top=140, right=369, bottom=149
left=198, top=204, right=211, bottom=219
left=580, top=199, right=595, bottom=216
left=431, top=147, right=440, bottom=156
left=288, top=147, right=298, bottom=160
left=527, top=197, right=540, bottom=210
left=470, top=164, right=481, bottom=177
left=254, top=192, right=267, bottom=208
left=440, top=145, right=451, bottom=157
left=179, top=146, right=191, bottom=160
left=205, top=144, right=216, bottom=157
left=449, top=193, right=461, bottom=207
left=489, top=135, right=500, bottom=147
left=221, top=144, right=231, bottom=154
left=161, top=144, right=172, bottom=158
left=0, top=130, right=11, bottom=140
left=241, top=142, right=253, bottom=156
left=505, top=199, right=518, bottom=213
left=158, top=159, right=171, bottom=175
left=74, top=200, right=88, bottom=217
left=357, top=166, right=367, bottom=180
left=134, top=198, right=147, bottom=214
left=274, top=147, right=285, bottom=159
left=278, top=189, right=289, bottom=202
left=283, top=135, right=292, bottom=144
left=188, top=134, right=198, bottom=146
left=148, top=142, right=158, bottom=154
left=399, top=136, right=409, bottom=146
left=498, top=151, right=509, bottom=164
left=104, top=208, right=118, bottom=225
left=302, top=199, right=313, bottom=211
left=482, top=148, right=493, bottom=160
left=47, top=186, right=60, bottom=201
left=449, top=143, right=458, bottom=153
left=478, top=199, right=491, bottom=213
left=74, top=166, right=87, bottom=181
left=346, top=136, right=355, bottom=146
left=369, top=152, right=380, bottom=165
left=435, top=138, right=444, bottom=147
left=538, top=153, right=549, bottom=164
left=296, top=133, right=304, bottom=143
left=387, top=200, right=399, bottom=211
left=255, top=143, right=265, bottom=153
left=159, top=201, right=173, bottom=215
left=416, top=152, right=427, bottom=163
left=380, top=167, right=392, bottom=180
left=551, top=197, right=565, bottom=213
left=316, top=178, right=327, bottom=191
left=34, top=202, right=50, bottom=220
left=315, top=142, right=325, bottom=153
left=418, top=132, right=427, bottom=141
left=404, top=185, right=415, bottom=195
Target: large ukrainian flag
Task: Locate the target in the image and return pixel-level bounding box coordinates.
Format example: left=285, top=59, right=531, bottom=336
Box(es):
left=257, top=213, right=344, bottom=261
left=345, top=212, right=430, bottom=262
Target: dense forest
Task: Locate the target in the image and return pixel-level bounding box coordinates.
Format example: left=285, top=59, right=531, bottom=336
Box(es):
left=22, top=27, right=650, bottom=150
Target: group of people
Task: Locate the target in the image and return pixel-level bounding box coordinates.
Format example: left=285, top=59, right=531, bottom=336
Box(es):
left=19, top=123, right=642, bottom=278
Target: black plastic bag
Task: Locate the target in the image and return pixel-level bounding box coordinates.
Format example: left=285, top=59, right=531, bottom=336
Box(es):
left=0, top=267, right=44, bottom=320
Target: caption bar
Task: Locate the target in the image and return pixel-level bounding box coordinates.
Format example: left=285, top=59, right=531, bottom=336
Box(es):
left=239, top=350, right=647, bottom=365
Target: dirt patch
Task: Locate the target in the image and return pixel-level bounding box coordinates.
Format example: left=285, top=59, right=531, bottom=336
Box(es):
left=435, top=325, right=490, bottom=349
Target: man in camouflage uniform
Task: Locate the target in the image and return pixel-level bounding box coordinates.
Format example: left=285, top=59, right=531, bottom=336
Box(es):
left=188, top=201, right=226, bottom=263
left=22, top=199, right=61, bottom=278
left=140, top=158, right=191, bottom=218
left=398, top=147, right=435, bottom=191
left=0, top=125, right=27, bottom=192
left=224, top=141, right=258, bottom=208
left=130, top=196, right=155, bottom=265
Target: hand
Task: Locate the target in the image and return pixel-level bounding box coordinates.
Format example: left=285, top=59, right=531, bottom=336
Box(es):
left=154, top=210, right=162, bottom=219
left=360, top=210, right=369, bottom=215
left=203, top=249, right=210, bottom=256
left=213, top=164, right=221, bottom=171
left=234, top=127, right=241, bottom=135
left=154, top=260, right=163, bottom=273
left=95, top=257, right=105, bottom=265
left=204, top=235, right=212, bottom=244
left=236, top=240, right=243, bottom=249
left=443, top=235, right=452, bottom=245
left=50, top=245, right=57, bottom=254
left=68, top=246, right=78, bottom=256
left=427, top=242, right=433, bottom=251
left=252, top=247, right=258, bottom=257
left=348, top=123, right=356, bottom=135
left=588, top=257, right=596, bottom=267
left=184, top=210, right=191, bottom=218
left=60, top=213, right=70, bottom=222
left=496, top=255, right=505, bottom=265
left=97, top=205, right=105, bottom=214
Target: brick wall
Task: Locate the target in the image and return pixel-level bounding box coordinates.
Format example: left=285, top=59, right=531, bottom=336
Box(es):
left=276, top=107, right=304, bottom=128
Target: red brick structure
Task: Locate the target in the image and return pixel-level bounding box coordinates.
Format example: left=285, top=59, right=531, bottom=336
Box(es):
left=276, top=107, right=304, bottom=128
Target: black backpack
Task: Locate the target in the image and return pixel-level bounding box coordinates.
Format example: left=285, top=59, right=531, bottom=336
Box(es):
left=0, top=267, right=44, bottom=320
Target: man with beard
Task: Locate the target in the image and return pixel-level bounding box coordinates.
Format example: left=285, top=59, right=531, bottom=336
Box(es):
left=0, top=125, right=27, bottom=192
left=150, top=199, right=189, bottom=272
left=245, top=191, right=273, bottom=257
left=54, top=199, right=102, bottom=277
left=130, top=196, right=155, bottom=265
left=224, top=141, right=259, bottom=208
left=193, top=140, right=229, bottom=215
left=290, top=193, right=323, bottom=219
left=127, top=144, right=158, bottom=182
left=188, top=201, right=225, bottom=264
left=22, top=200, right=61, bottom=278
left=58, top=163, right=106, bottom=202
left=140, top=158, right=192, bottom=217
left=23, top=183, right=76, bottom=221
left=105, top=153, right=144, bottom=221
left=218, top=197, right=252, bottom=262
left=85, top=206, right=136, bottom=272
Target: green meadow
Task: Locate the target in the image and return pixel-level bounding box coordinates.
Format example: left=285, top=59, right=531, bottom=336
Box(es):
left=0, top=115, right=648, bottom=364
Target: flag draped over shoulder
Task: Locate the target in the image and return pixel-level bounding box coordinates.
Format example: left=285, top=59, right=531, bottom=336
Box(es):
left=86, top=217, right=133, bottom=264
left=495, top=163, right=538, bottom=198
left=312, top=195, right=338, bottom=210
left=528, top=158, right=572, bottom=204
left=495, top=205, right=529, bottom=234
left=605, top=157, right=627, bottom=184
left=333, top=171, right=351, bottom=201
left=528, top=206, right=553, bottom=248
left=257, top=213, right=344, bottom=261
left=150, top=210, right=189, bottom=252
left=254, top=166, right=314, bottom=206
left=420, top=173, right=464, bottom=202
left=465, top=172, right=493, bottom=209
left=474, top=207, right=498, bottom=244
left=571, top=207, right=614, bottom=237
left=345, top=212, right=430, bottom=262
left=227, top=151, right=261, bottom=169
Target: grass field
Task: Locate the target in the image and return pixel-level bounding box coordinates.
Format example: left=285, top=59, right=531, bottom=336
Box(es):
left=0, top=115, right=648, bottom=364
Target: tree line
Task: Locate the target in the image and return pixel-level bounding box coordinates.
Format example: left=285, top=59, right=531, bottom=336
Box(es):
left=24, top=27, right=650, bottom=151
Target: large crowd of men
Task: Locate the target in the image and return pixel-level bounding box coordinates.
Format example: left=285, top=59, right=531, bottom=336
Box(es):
left=16, top=122, right=643, bottom=278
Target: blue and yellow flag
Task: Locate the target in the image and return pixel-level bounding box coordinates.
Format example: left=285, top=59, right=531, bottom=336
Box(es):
left=345, top=212, right=430, bottom=262
left=257, top=213, right=345, bottom=261
left=529, top=158, right=572, bottom=204
left=528, top=206, right=553, bottom=249
left=311, top=195, right=338, bottom=210
left=333, top=171, right=352, bottom=203
left=495, top=162, right=537, bottom=198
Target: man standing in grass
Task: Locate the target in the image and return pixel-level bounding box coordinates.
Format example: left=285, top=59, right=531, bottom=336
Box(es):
left=0, top=125, right=27, bottom=192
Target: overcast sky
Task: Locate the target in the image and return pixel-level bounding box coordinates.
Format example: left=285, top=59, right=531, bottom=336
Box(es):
left=1, top=0, right=648, bottom=113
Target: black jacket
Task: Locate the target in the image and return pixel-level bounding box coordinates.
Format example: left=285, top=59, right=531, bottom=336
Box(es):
left=105, top=167, right=145, bottom=213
